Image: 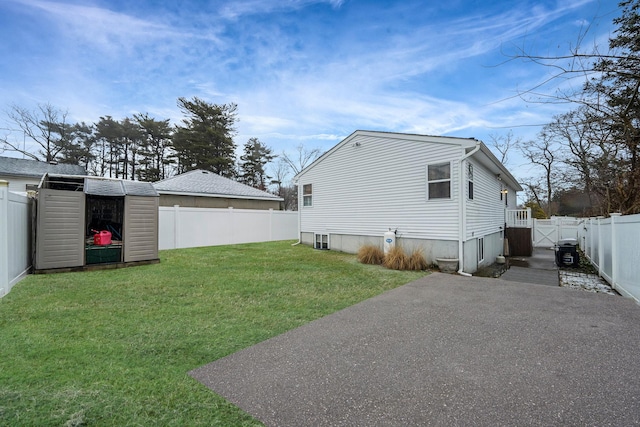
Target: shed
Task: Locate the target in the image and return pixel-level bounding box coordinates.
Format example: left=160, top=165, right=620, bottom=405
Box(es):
left=34, top=174, right=159, bottom=271
left=153, top=169, right=283, bottom=210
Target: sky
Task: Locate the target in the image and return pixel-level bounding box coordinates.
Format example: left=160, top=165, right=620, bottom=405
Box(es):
left=0, top=0, right=623, bottom=184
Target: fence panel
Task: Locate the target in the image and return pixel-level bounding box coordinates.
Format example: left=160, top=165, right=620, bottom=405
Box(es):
left=582, top=213, right=640, bottom=303
left=159, top=206, right=298, bottom=250
left=532, top=217, right=580, bottom=248
left=1, top=181, right=32, bottom=298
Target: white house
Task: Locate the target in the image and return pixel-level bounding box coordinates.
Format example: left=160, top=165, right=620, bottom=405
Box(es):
left=293, top=130, right=523, bottom=274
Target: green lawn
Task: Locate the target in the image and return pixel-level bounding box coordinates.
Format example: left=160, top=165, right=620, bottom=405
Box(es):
left=0, top=241, right=428, bottom=426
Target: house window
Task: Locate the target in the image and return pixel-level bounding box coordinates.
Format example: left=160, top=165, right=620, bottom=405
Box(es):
left=467, top=163, right=474, bottom=200
left=478, top=237, right=484, bottom=263
left=314, top=233, right=329, bottom=250
left=427, top=162, right=451, bottom=199
left=303, top=184, right=312, bottom=207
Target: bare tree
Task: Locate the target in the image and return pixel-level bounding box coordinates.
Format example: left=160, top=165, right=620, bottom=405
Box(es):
left=519, top=130, right=564, bottom=217
left=281, top=143, right=321, bottom=176
left=1, top=103, right=71, bottom=162
left=487, top=130, right=519, bottom=165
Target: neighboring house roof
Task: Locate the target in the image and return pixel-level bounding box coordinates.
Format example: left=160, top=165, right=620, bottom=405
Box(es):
left=295, top=130, right=522, bottom=192
left=153, top=169, right=283, bottom=201
left=0, top=156, right=86, bottom=178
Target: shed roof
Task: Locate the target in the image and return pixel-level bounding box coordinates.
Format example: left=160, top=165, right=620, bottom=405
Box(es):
left=84, top=177, right=158, bottom=197
left=40, top=174, right=158, bottom=197
left=153, top=169, right=282, bottom=201
left=0, top=156, right=86, bottom=178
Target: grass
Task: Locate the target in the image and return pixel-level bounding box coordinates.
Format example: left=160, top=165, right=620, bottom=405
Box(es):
left=0, top=241, right=427, bottom=426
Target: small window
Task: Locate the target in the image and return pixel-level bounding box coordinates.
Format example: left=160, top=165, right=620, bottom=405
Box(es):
left=427, top=162, right=451, bottom=199
left=303, top=184, right=312, bottom=207
left=478, top=237, right=484, bottom=263
left=467, top=163, right=474, bottom=200
left=314, top=233, right=329, bottom=250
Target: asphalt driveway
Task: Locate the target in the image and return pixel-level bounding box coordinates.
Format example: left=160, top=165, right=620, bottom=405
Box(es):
left=190, top=273, right=640, bottom=426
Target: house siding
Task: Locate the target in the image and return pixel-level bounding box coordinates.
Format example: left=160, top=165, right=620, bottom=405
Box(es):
left=299, top=134, right=466, bottom=243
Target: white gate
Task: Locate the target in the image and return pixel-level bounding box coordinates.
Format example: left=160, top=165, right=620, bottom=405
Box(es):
left=533, top=217, right=580, bottom=248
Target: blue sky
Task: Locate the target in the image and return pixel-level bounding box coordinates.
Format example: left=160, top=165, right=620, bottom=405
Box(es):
left=0, top=0, right=622, bottom=181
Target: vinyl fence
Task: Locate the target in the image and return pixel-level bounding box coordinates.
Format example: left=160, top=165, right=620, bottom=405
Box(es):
left=0, top=181, right=31, bottom=298
left=533, top=217, right=581, bottom=248
left=579, top=213, right=640, bottom=303
left=159, top=206, right=298, bottom=250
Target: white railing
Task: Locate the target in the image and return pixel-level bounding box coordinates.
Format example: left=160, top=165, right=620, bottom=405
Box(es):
left=505, top=208, right=532, bottom=228
left=159, top=206, right=298, bottom=250
left=0, top=181, right=32, bottom=298
left=579, top=213, right=640, bottom=303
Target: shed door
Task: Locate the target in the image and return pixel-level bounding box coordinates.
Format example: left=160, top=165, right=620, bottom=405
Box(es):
left=123, top=196, right=159, bottom=262
left=36, top=189, right=85, bottom=270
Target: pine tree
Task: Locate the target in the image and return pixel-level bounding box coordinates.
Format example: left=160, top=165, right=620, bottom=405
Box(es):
left=239, top=138, right=275, bottom=190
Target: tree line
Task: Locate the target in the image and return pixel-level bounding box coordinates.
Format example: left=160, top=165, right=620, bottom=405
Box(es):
left=0, top=97, right=315, bottom=209
left=506, top=0, right=640, bottom=216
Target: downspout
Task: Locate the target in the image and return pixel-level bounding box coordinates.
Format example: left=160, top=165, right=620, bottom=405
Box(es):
left=458, top=142, right=481, bottom=276
left=292, top=180, right=302, bottom=246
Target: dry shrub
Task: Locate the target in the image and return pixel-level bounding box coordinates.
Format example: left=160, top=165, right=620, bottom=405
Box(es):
left=407, top=248, right=428, bottom=271
left=383, top=245, right=410, bottom=270
left=357, top=244, right=384, bottom=265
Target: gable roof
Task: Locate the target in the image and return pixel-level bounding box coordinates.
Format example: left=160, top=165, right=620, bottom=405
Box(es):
left=153, top=169, right=282, bottom=201
left=295, top=130, right=522, bottom=192
left=0, top=156, right=86, bottom=178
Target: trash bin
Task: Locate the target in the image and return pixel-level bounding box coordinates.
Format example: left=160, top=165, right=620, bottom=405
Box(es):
left=555, top=238, right=579, bottom=267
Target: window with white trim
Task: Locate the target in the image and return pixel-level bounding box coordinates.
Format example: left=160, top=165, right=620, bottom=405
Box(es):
left=314, top=233, right=329, bottom=249
left=427, top=162, right=451, bottom=199
left=478, top=237, right=485, bottom=263
left=303, top=184, right=312, bottom=207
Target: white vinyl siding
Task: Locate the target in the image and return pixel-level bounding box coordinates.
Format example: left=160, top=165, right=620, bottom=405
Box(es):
left=298, top=134, right=466, bottom=241
left=465, top=159, right=515, bottom=240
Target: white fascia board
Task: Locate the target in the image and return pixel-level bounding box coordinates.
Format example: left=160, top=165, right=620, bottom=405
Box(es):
left=156, top=190, right=283, bottom=202
left=473, top=143, right=523, bottom=192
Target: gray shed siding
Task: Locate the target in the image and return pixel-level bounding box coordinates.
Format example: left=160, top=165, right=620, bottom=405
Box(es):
left=123, top=196, right=159, bottom=262
left=35, top=189, right=85, bottom=270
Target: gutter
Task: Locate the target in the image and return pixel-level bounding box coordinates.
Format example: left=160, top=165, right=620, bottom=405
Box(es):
left=458, top=142, right=481, bottom=276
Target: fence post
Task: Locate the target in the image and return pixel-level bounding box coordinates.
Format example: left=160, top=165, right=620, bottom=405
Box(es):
left=597, top=217, right=604, bottom=277
left=0, top=180, right=9, bottom=297
left=610, top=213, right=621, bottom=289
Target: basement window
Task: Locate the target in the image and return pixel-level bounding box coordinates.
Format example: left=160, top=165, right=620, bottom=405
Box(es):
left=478, top=237, right=485, bottom=263
left=314, top=233, right=329, bottom=250
left=427, top=162, right=451, bottom=199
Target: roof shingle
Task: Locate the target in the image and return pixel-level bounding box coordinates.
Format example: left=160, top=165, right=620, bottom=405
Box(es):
left=153, top=170, right=282, bottom=200
left=0, top=156, right=86, bottom=178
